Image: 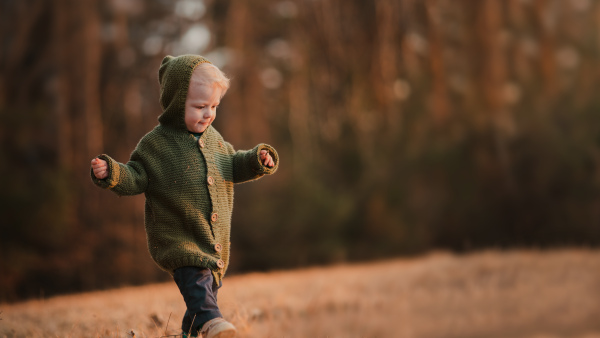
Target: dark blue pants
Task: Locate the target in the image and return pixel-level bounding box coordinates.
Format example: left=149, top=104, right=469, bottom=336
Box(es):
left=173, top=267, right=223, bottom=336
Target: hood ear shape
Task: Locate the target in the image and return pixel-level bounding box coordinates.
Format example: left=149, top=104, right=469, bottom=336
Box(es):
left=158, top=55, right=175, bottom=85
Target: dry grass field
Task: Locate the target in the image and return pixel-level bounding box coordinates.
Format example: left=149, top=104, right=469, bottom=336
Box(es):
left=1, top=249, right=599, bottom=338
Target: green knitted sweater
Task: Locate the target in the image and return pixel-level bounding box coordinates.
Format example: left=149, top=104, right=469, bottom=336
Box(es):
left=91, top=55, right=279, bottom=284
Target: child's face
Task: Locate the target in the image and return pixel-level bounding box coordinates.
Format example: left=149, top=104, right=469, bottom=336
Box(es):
left=184, top=70, right=223, bottom=134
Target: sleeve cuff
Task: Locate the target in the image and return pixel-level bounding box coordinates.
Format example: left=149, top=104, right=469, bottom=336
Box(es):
left=90, top=154, right=120, bottom=189
left=252, top=144, right=279, bottom=175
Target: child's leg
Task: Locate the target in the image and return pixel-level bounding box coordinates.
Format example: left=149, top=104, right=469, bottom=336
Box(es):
left=174, top=266, right=222, bottom=336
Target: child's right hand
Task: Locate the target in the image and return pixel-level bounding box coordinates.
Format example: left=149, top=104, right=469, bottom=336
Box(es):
left=91, top=158, right=108, bottom=179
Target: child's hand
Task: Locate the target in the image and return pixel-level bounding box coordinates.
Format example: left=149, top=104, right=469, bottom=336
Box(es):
left=91, top=158, right=109, bottom=179
left=260, top=150, right=275, bottom=168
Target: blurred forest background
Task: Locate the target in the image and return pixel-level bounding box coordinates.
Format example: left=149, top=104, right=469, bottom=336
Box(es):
left=1, top=0, right=600, bottom=302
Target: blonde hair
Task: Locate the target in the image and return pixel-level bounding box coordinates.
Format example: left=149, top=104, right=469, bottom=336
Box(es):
left=192, top=62, right=231, bottom=98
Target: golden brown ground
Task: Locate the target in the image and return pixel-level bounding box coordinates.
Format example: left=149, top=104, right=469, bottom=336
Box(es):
left=1, top=249, right=599, bottom=337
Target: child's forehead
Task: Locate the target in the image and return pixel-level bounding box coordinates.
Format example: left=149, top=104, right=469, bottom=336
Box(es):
left=187, top=63, right=228, bottom=99
left=189, top=76, right=217, bottom=91
left=187, top=78, right=222, bottom=101
left=190, top=67, right=209, bottom=82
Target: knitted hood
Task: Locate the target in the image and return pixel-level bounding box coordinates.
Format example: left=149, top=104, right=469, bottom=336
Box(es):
left=158, top=54, right=211, bottom=131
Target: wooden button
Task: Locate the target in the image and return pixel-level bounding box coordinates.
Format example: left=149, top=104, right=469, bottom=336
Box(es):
left=217, top=259, right=225, bottom=268
left=211, top=213, right=218, bottom=222
left=198, top=139, right=205, bottom=148
left=214, top=243, right=222, bottom=253
left=207, top=176, right=214, bottom=185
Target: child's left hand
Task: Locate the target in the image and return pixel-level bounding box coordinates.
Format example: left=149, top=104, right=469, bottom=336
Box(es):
left=260, top=150, right=275, bottom=167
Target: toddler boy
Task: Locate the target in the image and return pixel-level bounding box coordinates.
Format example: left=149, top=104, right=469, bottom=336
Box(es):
left=91, top=55, right=278, bottom=337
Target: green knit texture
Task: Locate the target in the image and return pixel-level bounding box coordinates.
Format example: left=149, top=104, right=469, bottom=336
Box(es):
left=91, top=55, right=278, bottom=284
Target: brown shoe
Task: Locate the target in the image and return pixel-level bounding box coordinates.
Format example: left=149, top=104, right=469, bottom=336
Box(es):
left=201, top=317, right=237, bottom=338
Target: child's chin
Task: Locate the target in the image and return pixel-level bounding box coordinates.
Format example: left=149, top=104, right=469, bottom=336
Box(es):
left=194, top=125, right=209, bottom=133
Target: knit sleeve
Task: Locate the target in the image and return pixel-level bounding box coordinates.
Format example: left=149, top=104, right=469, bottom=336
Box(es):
left=228, top=143, right=279, bottom=184
left=90, top=152, right=149, bottom=196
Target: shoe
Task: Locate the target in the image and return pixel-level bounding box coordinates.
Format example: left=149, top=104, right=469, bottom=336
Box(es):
left=201, top=317, right=237, bottom=338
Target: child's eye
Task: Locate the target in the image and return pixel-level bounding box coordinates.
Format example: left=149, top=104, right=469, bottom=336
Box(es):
left=197, top=106, right=206, bottom=109
left=213, top=105, right=219, bottom=110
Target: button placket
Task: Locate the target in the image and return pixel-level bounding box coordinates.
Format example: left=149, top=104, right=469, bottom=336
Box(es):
left=200, top=133, right=224, bottom=249
left=204, top=141, right=221, bottom=231
left=200, top=136, right=217, bottom=226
